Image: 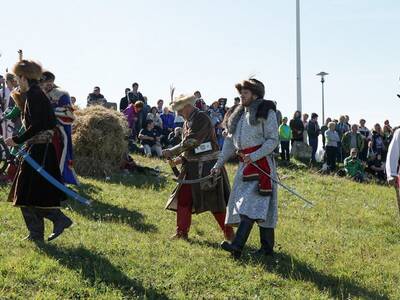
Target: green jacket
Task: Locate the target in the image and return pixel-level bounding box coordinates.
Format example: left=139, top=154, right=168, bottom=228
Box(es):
left=342, top=132, right=364, bottom=154
left=279, top=124, right=292, bottom=141
left=344, top=156, right=364, bottom=177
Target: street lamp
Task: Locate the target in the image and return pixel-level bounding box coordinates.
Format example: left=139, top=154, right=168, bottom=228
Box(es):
left=316, top=71, right=328, bottom=122
left=296, top=0, right=302, bottom=112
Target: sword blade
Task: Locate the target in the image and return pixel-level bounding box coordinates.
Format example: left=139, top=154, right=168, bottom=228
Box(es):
left=18, top=149, right=91, bottom=206
left=174, top=175, right=221, bottom=185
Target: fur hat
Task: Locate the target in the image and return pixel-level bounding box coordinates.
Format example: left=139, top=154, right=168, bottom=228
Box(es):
left=169, top=94, right=196, bottom=112
left=12, top=60, right=42, bottom=80
left=235, top=78, right=265, bottom=99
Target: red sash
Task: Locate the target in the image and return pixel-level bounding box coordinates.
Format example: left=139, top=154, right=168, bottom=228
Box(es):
left=52, top=128, right=63, bottom=163
left=239, top=145, right=272, bottom=196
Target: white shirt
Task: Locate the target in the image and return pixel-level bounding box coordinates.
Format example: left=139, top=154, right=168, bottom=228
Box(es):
left=174, top=114, right=184, bottom=123
left=0, top=87, right=11, bottom=109
left=386, top=129, right=400, bottom=179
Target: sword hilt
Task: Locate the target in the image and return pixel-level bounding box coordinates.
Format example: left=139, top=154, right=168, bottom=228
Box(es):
left=168, top=159, right=180, bottom=177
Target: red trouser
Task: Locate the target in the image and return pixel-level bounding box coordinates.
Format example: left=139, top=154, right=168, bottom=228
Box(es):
left=176, top=184, right=233, bottom=236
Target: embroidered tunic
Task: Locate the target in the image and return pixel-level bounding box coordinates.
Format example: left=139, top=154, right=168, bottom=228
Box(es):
left=47, top=88, right=78, bottom=185
left=215, top=108, right=279, bottom=228
left=165, top=108, right=230, bottom=214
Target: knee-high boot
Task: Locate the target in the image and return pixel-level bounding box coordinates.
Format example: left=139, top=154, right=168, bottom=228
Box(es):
left=221, top=216, right=254, bottom=259
left=21, top=207, right=45, bottom=242
left=256, top=227, right=275, bottom=256
left=40, top=209, right=73, bottom=241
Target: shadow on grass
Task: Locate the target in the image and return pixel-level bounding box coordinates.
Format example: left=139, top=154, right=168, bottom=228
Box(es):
left=38, top=244, right=169, bottom=299
left=246, top=251, right=389, bottom=300
left=69, top=182, right=158, bottom=233
left=191, top=238, right=388, bottom=299
left=107, top=171, right=168, bottom=191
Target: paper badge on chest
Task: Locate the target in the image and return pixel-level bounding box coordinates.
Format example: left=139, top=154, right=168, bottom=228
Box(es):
left=194, top=142, right=212, bottom=154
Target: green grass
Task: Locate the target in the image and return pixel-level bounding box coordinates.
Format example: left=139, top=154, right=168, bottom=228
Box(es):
left=0, top=155, right=399, bottom=299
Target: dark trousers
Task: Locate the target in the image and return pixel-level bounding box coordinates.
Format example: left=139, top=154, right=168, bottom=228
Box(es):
left=280, top=141, right=290, bottom=161
left=325, top=146, right=337, bottom=171
left=309, top=137, right=318, bottom=162
left=21, top=207, right=69, bottom=239
left=337, top=142, right=344, bottom=163
left=359, top=145, right=368, bottom=162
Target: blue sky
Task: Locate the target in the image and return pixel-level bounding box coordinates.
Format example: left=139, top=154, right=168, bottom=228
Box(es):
left=1, top=0, right=399, bottom=126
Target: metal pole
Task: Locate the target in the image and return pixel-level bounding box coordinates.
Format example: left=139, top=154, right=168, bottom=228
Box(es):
left=321, top=77, right=325, bottom=122
left=296, top=0, right=302, bottom=112
left=317, top=72, right=328, bottom=123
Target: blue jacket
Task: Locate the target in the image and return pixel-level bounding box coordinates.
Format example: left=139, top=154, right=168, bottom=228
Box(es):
left=160, top=113, right=175, bottom=130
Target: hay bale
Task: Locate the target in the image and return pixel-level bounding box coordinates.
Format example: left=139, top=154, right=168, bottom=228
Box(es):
left=72, top=105, right=129, bottom=177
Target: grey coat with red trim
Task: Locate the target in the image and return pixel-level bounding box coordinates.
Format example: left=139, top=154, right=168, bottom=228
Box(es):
left=215, top=99, right=279, bottom=227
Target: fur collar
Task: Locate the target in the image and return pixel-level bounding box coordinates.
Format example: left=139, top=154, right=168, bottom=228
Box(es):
left=226, top=98, right=276, bottom=134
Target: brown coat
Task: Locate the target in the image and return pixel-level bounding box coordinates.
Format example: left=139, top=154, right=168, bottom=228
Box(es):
left=166, top=108, right=230, bottom=214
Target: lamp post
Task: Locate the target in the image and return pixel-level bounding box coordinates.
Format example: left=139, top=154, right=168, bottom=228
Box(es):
left=296, top=0, right=302, bottom=112
left=316, top=72, right=328, bottom=122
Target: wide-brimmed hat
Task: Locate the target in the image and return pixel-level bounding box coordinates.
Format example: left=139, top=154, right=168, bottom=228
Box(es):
left=169, top=94, right=196, bottom=111
left=235, top=78, right=265, bottom=99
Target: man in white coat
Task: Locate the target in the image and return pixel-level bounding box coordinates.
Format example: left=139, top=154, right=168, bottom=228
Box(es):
left=386, top=128, right=400, bottom=213
left=386, top=128, right=400, bottom=185
left=212, top=78, right=279, bottom=259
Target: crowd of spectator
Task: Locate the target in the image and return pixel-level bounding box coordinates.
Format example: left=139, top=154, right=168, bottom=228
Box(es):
left=85, top=82, right=395, bottom=184
left=284, top=111, right=395, bottom=183
left=115, top=84, right=231, bottom=158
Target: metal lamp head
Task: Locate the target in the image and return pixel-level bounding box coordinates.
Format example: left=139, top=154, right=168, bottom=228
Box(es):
left=317, top=71, right=329, bottom=82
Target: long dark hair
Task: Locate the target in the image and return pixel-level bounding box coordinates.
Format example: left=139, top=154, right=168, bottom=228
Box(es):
left=293, top=110, right=301, bottom=119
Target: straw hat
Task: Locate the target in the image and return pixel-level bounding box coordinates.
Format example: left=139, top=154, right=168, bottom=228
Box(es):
left=169, top=94, right=196, bottom=112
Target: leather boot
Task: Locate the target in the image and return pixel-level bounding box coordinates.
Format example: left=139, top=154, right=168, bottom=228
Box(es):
left=221, top=217, right=254, bottom=259
left=170, top=231, right=189, bottom=241
left=21, top=207, right=45, bottom=242
left=224, top=226, right=235, bottom=242
left=43, top=209, right=73, bottom=242
left=255, top=227, right=274, bottom=256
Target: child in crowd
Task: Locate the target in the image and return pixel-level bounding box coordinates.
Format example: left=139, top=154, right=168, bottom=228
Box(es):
left=138, top=120, right=162, bottom=157
left=279, top=117, right=292, bottom=161
left=344, top=148, right=365, bottom=182
left=324, top=122, right=340, bottom=171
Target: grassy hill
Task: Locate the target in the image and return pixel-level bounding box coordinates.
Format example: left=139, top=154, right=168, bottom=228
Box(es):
left=0, top=155, right=399, bottom=299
